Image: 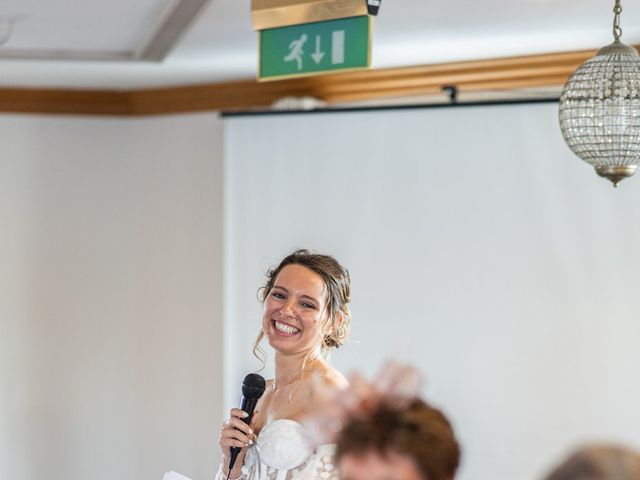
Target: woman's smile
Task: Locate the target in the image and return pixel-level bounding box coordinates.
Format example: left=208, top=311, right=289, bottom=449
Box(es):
left=272, top=319, right=301, bottom=336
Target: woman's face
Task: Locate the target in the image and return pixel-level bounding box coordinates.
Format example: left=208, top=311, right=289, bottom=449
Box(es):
left=262, top=264, right=330, bottom=356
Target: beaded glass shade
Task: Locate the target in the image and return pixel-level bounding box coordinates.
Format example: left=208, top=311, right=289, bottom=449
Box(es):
left=559, top=42, right=640, bottom=186
left=559, top=0, right=640, bottom=187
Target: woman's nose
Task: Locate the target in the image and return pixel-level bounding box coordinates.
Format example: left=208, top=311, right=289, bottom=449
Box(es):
left=281, top=299, right=296, bottom=316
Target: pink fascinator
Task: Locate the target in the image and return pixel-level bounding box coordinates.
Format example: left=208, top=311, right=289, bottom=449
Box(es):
left=302, top=362, right=424, bottom=445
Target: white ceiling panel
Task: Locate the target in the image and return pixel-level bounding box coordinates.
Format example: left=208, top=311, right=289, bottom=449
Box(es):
left=1, top=0, right=165, bottom=51
left=0, top=0, right=209, bottom=62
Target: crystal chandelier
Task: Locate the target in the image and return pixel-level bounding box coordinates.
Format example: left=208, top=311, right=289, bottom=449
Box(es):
left=559, top=0, right=640, bottom=187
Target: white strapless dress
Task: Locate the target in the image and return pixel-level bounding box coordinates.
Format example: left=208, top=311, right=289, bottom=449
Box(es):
left=215, top=419, right=338, bottom=480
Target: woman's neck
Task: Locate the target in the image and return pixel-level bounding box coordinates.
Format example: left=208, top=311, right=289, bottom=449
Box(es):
left=274, top=348, right=323, bottom=384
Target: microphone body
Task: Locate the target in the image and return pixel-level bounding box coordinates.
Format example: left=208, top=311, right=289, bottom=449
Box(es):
left=228, top=374, right=266, bottom=473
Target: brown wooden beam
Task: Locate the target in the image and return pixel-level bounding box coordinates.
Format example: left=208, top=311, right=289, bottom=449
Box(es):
left=127, top=78, right=319, bottom=115
left=0, top=88, right=130, bottom=115
left=0, top=45, right=635, bottom=116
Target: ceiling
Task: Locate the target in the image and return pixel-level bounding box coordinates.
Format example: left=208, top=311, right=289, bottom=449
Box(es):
left=0, top=0, right=638, bottom=91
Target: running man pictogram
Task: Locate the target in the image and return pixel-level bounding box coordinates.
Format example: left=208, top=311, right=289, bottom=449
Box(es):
left=283, top=33, right=308, bottom=70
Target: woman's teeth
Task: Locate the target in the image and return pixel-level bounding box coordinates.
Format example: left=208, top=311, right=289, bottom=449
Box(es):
left=274, top=321, right=300, bottom=334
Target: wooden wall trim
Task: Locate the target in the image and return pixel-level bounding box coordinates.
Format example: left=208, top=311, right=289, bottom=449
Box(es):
left=0, top=45, right=634, bottom=116
left=0, top=88, right=130, bottom=115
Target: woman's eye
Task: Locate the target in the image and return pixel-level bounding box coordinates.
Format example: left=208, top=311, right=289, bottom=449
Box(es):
left=301, top=302, right=315, bottom=309
left=271, top=292, right=286, bottom=299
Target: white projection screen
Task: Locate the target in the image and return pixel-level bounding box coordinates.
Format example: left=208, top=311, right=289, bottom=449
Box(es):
left=222, top=102, right=640, bottom=480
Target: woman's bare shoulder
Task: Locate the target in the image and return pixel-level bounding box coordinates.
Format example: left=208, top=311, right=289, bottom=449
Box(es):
left=324, top=367, right=349, bottom=389
left=311, top=363, right=348, bottom=391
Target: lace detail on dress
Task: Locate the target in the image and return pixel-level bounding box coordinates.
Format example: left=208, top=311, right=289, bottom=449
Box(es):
left=215, top=420, right=339, bottom=480
left=289, top=444, right=338, bottom=480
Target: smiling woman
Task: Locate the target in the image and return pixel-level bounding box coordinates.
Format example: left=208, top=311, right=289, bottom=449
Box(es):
left=216, top=249, right=352, bottom=480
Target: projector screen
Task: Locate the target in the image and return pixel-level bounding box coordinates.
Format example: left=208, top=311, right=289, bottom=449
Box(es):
left=222, top=102, right=640, bottom=480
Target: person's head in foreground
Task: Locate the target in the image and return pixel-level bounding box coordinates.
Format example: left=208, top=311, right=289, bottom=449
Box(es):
left=545, top=444, right=640, bottom=480
left=335, top=398, right=461, bottom=480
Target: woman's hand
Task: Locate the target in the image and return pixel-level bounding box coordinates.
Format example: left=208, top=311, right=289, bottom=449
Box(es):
left=219, top=408, right=259, bottom=477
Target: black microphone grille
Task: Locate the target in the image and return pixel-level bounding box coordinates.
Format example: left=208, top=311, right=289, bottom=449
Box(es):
left=242, top=373, right=266, bottom=399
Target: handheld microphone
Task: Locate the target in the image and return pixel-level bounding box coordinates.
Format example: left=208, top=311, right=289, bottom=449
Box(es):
left=228, top=373, right=266, bottom=474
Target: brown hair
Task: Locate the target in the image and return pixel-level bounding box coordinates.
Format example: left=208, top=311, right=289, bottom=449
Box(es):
left=545, top=445, right=640, bottom=480
left=336, top=399, right=461, bottom=480
left=253, top=249, right=351, bottom=362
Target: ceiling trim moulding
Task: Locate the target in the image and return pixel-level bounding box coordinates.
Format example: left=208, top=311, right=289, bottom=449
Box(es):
left=0, top=45, right=635, bottom=116
left=136, top=0, right=211, bottom=61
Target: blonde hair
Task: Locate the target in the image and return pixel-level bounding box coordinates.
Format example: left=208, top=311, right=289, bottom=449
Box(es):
left=545, top=445, right=640, bottom=480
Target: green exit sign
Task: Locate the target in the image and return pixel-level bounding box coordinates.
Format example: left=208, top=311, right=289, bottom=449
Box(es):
left=259, top=15, right=371, bottom=81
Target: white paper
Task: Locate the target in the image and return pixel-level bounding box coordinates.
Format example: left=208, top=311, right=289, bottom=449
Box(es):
left=163, top=471, right=192, bottom=480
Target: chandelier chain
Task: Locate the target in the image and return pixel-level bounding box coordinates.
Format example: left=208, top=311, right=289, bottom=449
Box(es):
left=613, top=0, right=623, bottom=41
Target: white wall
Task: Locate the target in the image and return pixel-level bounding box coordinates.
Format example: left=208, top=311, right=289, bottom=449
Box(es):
left=4, top=102, right=640, bottom=480
left=0, top=112, right=224, bottom=480
left=223, top=103, right=640, bottom=480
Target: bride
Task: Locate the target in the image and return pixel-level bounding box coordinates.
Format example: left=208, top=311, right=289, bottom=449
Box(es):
left=216, top=249, right=351, bottom=480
